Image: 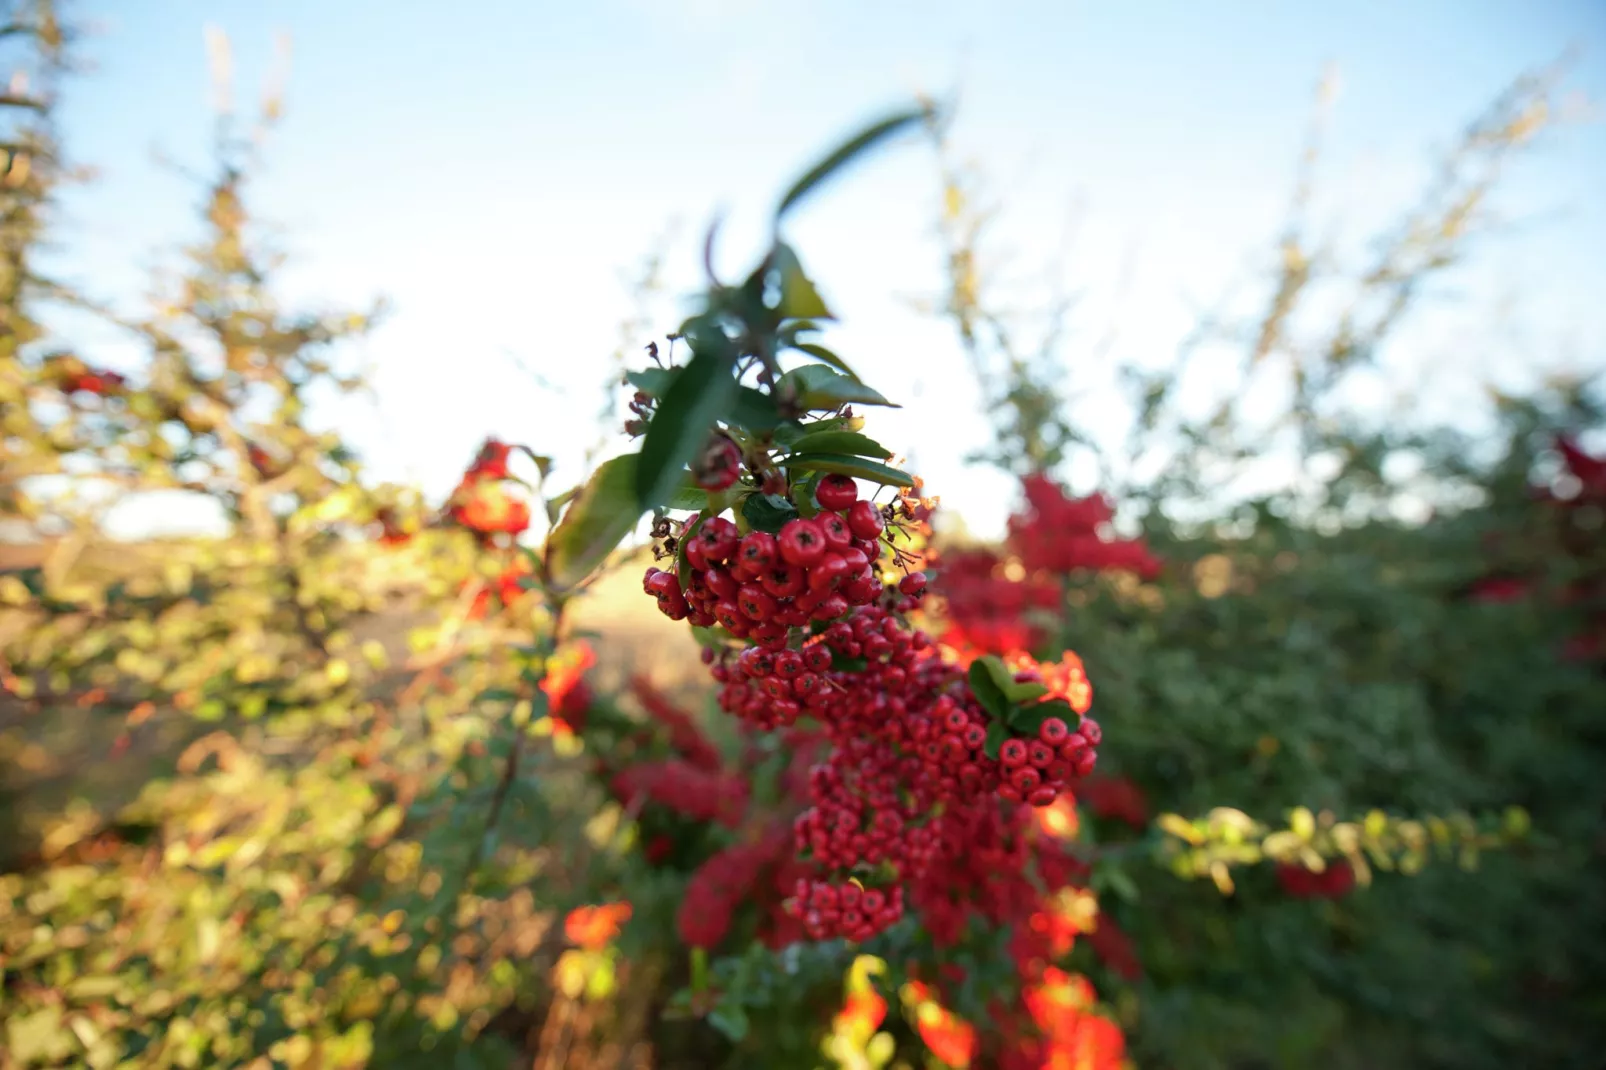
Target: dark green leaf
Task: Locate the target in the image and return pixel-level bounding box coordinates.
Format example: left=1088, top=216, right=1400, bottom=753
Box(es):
left=741, top=492, right=800, bottom=533
left=775, top=104, right=934, bottom=221
left=772, top=243, right=834, bottom=321
left=635, top=338, right=740, bottom=510
left=792, top=342, right=860, bottom=380
left=1008, top=697, right=1076, bottom=735
left=983, top=720, right=1009, bottom=761
left=771, top=421, right=808, bottom=449
left=731, top=386, right=782, bottom=434
left=835, top=655, right=870, bottom=673
left=776, top=364, right=897, bottom=411
left=478, top=688, right=519, bottom=704
left=545, top=453, right=644, bottom=592
left=785, top=430, right=892, bottom=459
left=969, top=660, right=1009, bottom=721
left=676, top=514, right=706, bottom=593
left=781, top=452, right=914, bottom=488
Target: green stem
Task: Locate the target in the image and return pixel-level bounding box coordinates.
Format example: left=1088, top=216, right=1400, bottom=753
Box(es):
left=690, top=947, right=709, bottom=995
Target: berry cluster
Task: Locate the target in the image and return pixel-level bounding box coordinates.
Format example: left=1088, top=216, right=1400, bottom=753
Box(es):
left=1008, top=474, right=1162, bottom=579
left=610, top=759, right=750, bottom=829
left=643, top=475, right=906, bottom=644
left=642, top=456, right=1107, bottom=947
left=448, top=438, right=532, bottom=541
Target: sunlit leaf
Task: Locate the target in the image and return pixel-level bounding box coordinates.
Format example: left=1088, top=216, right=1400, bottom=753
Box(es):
left=781, top=452, right=914, bottom=488
left=545, top=453, right=643, bottom=592
left=775, top=104, right=935, bottom=221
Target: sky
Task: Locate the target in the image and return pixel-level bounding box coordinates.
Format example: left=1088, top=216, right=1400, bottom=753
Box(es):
left=31, top=0, right=1606, bottom=540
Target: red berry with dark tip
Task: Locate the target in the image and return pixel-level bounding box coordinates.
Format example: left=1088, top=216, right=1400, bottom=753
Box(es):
left=1038, top=716, right=1070, bottom=745
left=778, top=517, right=828, bottom=567
left=695, top=517, right=739, bottom=563
left=846, top=500, right=884, bottom=540
left=736, top=531, right=777, bottom=573
left=816, top=474, right=859, bottom=511
left=898, top=571, right=927, bottom=597
left=1000, top=739, right=1029, bottom=768
left=819, top=511, right=854, bottom=549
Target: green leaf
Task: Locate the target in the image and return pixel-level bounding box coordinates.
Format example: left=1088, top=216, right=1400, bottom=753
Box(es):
left=792, top=342, right=860, bottom=380
left=781, top=452, right=914, bottom=488
left=968, top=660, right=1009, bottom=721
left=983, top=720, right=1009, bottom=761
left=1001, top=680, right=1051, bottom=704
left=772, top=243, right=834, bottom=321
left=775, top=104, right=934, bottom=221
left=545, top=453, right=644, bottom=592
left=785, top=430, right=892, bottom=459
left=676, top=514, right=705, bottom=593
left=544, top=485, right=580, bottom=526
left=741, top=492, right=799, bottom=534
left=775, top=364, right=897, bottom=411
left=731, top=386, right=782, bottom=434
left=666, top=480, right=709, bottom=511
left=1008, top=697, right=1076, bottom=736
left=635, top=336, right=740, bottom=510
left=779, top=319, right=824, bottom=345
left=708, top=1001, right=750, bottom=1043
left=625, top=368, right=675, bottom=397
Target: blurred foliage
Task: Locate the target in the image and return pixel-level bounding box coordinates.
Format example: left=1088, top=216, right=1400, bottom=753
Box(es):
left=923, top=53, right=1605, bottom=1070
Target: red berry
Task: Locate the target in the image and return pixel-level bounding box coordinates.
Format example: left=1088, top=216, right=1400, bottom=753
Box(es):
left=737, top=584, right=778, bottom=621
left=819, top=511, right=854, bottom=549
left=1028, top=786, right=1059, bottom=807
left=898, top=571, right=928, bottom=597
left=1039, top=717, right=1070, bottom=745
left=816, top=474, right=858, bottom=511
left=999, top=739, right=1029, bottom=768
left=761, top=562, right=806, bottom=598
left=1012, top=767, right=1042, bottom=794
left=778, top=517, right=827, bottom=567
left=695, top=517, right=739, bottom=563
left=773, top=651, right=804, bottom=679
left=1079, top=718, right=1102, bottom=746
left=737, top=531, right=778, bottom=573
left=846, top=500, right=884, bottom=540
left=645, top=570, right=678, bottom=598
left=1027, top=740, right=1055, bottom=769
left=807, top=553, right=852, bottom=594
left=803, top=644, right=832, bottom=672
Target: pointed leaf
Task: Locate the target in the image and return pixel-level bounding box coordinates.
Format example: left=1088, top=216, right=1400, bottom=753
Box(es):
left=775, top=104, right=934, bottom=220
left=776, top=365, right=897, bottom=411
left=625, top=368, right=675, bottom=397
left=792, top=342, right=860, bottom=381
left=676, top=514, right=705, bottom=593
left=968, top=660, right=1009, bottom=722
left=1001, top=680, right=1051, bottom=704
left=983, top=720, right=1009, bottom=761
left=785, top=430, right=892, bottom=459
left=781, top=452, right=914, bottom=489
left=635, top=338, right=740, bottom=510
left=741, top=492, right=799, bottom=533
left=773, top=243, right=834, bottom=320
left=545, top=453, right=644, bottom=592
left=1007, top=697, right=1076, bottom=735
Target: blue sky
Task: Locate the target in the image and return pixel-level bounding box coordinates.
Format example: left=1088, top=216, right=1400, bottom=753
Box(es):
left=39, top=1, right=1606, bottom=539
